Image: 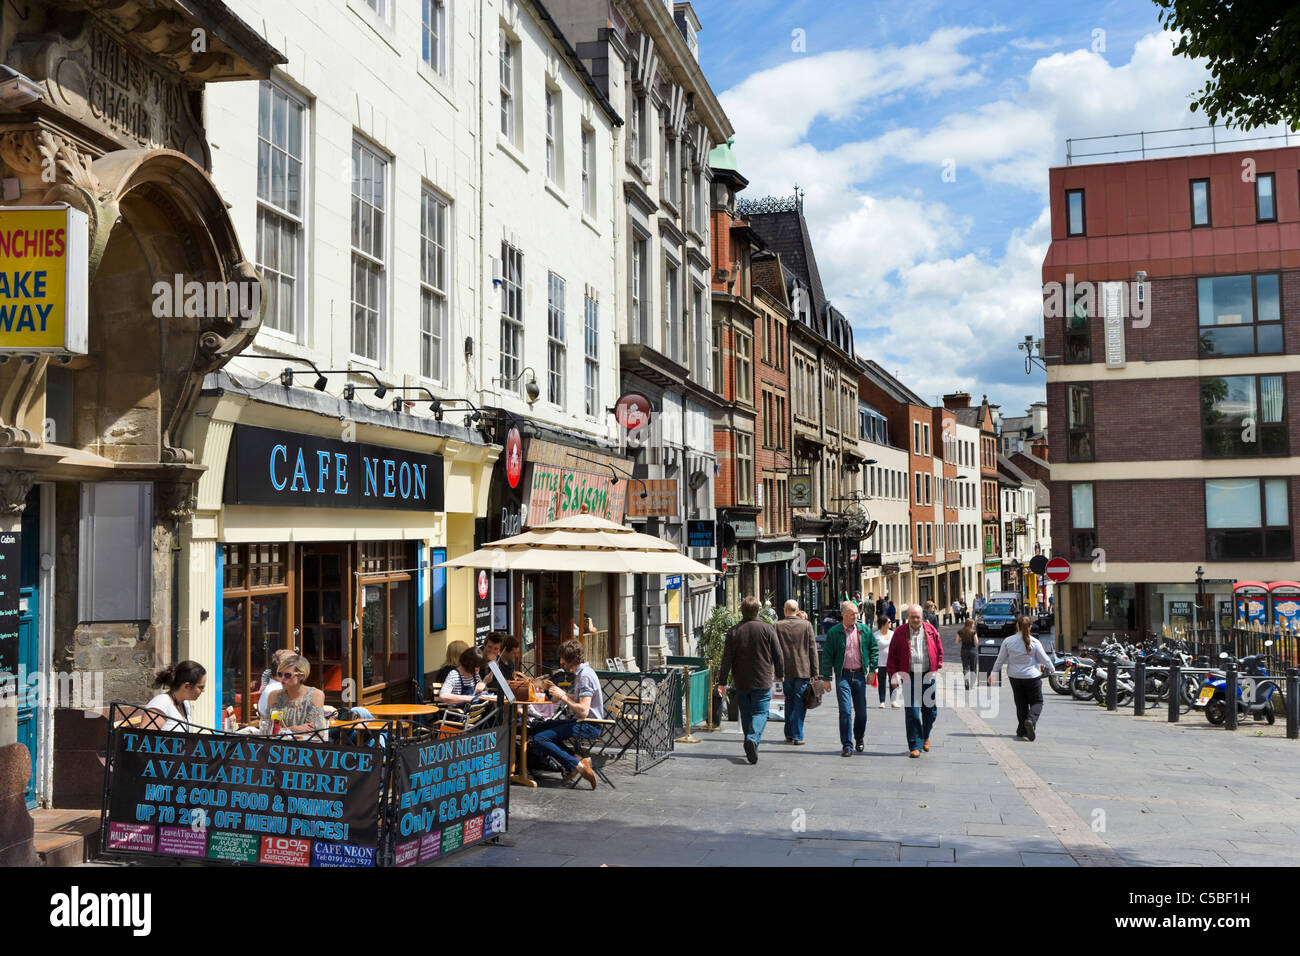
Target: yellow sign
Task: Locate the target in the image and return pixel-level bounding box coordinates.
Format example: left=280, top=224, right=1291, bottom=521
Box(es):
left=0, top=206, right=88, bottom=354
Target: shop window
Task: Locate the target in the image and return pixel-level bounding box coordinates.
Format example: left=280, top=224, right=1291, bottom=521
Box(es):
left=1198, top=273, right=1282, bottom=356
left=78, top=482, right=152, bottom=622
left=1201, top=374, right=1287, bottom=457
left=431, top=547, right=447, bottom=632
left=359, top=542, right=416, bottom=692
left=221, top=542, right=291, bottom=724
left=1205, top=478, right=1292, bottom=561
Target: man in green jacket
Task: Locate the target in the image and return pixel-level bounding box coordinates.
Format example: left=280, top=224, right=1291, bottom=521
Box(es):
left=819, top=600, right=879, bottom=757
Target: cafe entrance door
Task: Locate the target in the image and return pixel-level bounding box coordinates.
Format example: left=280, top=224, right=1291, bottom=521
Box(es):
left=299, top=544, right=350, bottom=706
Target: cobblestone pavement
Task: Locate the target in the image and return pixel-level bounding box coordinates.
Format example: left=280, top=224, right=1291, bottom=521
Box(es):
left=442, top=627, right=1300, bottom=867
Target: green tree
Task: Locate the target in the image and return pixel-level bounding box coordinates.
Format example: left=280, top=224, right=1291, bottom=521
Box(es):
left=1154, top=1, right=1300, bottom=130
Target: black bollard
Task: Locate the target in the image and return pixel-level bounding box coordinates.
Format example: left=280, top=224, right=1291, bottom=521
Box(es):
left=1106, top=660, right=1118, bottom=711
left=1134, top=660, right=1146, bottom=716
left=1288, top=668, right=1299, bottom=741
left=1168, top=660, right=1180, bottom=723
left=1225, top=662, right=1238, bottom=731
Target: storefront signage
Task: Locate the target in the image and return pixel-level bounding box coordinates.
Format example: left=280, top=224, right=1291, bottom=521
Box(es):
left=789, top=474, right=813, bottom=507
left=526, top=463, right=625, bottom=525
left=0, top=207, right=88, bottom=354
left=1103, top=281, right=1126, bottom=369
left=1014, top=518, right=1027, bottom=535
left=615, top=392, right=653, bottom=431
left=863, top=550, right=881, bottom=567
left=390, top=724, right=510, bottom=865
left=225, top=425, right=444, bottom=512
left=0, top=531, right=18, bottom=678
left=666, top=575, right=682, bottom=590
left=474, top=571, right=492, bottom=644
left=687, top=520, right=715, bottom=548
left=505, top=428, right=523, bottom=489
left=104, top=723, right=384, bottom=867
left=730, top=518, right=758, bottom=540
left=625, top=479, right=678, bottom=517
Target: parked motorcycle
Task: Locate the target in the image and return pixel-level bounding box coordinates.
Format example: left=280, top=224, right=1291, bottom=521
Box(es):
left=1194, top=642, right=1280, bottom=726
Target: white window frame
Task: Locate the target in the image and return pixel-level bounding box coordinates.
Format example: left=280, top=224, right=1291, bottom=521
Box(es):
left=499, top=29, right=517, bottom=144
left=663, top=255, right=680, bottom=364
left=350, top=136, right=389, bottom=364
left=500, top=241, right=524, bottom=393
left=419, top=187, right=450, bottom=384
left=584, top=291, right=599, bottom=418
left=581, top=124, right=595, bottom=217
left=255, top=80, right=308, bottom=342
left=631, top=230, right=651, bottom=345
left=421, top=0, right=446, bottom=75
left=545, top=86, right=560, bottom=184
left=547, top=271, right=566, bottom=407
left=364, top=0, right=392, bottom=24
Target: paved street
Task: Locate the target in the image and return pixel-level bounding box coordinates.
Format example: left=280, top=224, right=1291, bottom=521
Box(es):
left=444, top=628, right=1300, bottom=867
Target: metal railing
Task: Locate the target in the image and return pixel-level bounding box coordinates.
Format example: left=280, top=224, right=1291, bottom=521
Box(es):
left=1065, top=124, right=1299, bottom=165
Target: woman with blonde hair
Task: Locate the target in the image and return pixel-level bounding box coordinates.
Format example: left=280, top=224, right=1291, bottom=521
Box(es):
left=258, top=647, right=300, bottom=719
left=263, top=654, right=327, bottom=738
left=432, top=640, right=470, bottom=685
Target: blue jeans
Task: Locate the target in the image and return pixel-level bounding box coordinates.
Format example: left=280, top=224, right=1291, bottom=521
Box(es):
left=836, top=670, right=868, bottom=749
left=782, top=678, right=810, bottom=741
left=736, top=687, right=772, bottom=747
left=530, top=718, right=601, bottom=774
left=900, top=674, right=937, bottom=751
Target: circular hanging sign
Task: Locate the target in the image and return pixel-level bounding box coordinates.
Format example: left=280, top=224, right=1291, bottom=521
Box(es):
left=505, top=427, right=523, bottom=489
left=615, top=392, right=652, bottom=431
left=477, top=570, right=489, bottom=599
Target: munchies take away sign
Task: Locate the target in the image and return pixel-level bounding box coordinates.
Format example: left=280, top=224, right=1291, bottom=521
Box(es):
left=0, top=206, right=89, bottom=354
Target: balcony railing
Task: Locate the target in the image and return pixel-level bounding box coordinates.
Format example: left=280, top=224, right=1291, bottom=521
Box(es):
left=1065, top=124, right=1298, bottom=165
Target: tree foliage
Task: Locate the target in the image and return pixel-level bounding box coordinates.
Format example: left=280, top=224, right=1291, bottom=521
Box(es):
left=1154, top=0, right=1300, bottom=130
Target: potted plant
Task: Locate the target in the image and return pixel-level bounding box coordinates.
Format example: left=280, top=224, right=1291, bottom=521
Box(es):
left=698, top=603, right=739, bottom=723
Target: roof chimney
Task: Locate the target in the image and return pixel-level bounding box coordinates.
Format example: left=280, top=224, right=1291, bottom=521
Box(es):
left=943, top=392, right=971, bottom=409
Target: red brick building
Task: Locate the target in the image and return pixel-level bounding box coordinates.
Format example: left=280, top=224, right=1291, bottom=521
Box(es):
left=1043, top=144, right=1300, bottom=643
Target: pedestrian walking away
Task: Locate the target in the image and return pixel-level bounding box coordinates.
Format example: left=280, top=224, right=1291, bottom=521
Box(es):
left=872, top=614, right=899, bottom=707
left=717, top=596, right=785, bottom=765
left=887, top=605, right=944, bottom=757
left=955, top=620, right=979, bottom=691
left=819, top=600, right=878, bottom=756
left=988, top=615, right=1054, bottom=741
left=885, top=597, right=897, bottom=626
left=774, top=599, right=820, bottom=745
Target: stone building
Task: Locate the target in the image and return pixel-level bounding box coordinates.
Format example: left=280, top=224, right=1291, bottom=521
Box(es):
left=0, top=0, right=283, bottom=842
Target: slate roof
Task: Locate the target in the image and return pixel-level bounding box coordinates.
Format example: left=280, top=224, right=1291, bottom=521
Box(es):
left=744, top=205, right=829, bottom=318
left=860, top=358, right=929, bottom=408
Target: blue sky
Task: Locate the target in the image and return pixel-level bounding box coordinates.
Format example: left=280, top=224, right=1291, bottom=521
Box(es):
left=694, top=0, right=1290, bottom=416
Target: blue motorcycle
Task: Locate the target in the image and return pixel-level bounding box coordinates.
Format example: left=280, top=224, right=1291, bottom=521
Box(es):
left=1195, top=642, right=1279, bottom=726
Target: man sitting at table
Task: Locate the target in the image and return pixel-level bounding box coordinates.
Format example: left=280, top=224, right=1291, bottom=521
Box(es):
left=531, top=639, right=603, bottom=790
left=481, top=632, right=515, bottom=690
left=438, top=646, right=490, bottom=705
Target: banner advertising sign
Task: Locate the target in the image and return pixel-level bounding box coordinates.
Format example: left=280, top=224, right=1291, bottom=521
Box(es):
left=687, top=520, right=715, bottom=548
left=390, top=724, right=511, bottom=865
left=0, top=206, right=88, bottom=354
left=526, top=463, right=626, bottom=525
left=104, top=722, right=384, bottom=867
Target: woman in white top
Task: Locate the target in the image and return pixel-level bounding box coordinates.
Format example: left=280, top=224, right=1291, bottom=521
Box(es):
left=257, top=648, right=299, bottom=720
left=145, top=661, right=207, bottom=732
left=873, top=615, right=900, bottom=708
left=988, top=616, right=1055, bottom=741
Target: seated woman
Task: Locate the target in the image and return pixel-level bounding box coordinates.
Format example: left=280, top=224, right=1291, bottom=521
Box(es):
left=431, top=640, right=469, bottom=686
left=262, top=654, right=328, bottom=739
left=530, top=640, right=604, bottom=790
left=257, top=648, right=300, bottom=720
left=438, top=646, right=489, bottom=705
left=145, top=661, right=207, bottom=731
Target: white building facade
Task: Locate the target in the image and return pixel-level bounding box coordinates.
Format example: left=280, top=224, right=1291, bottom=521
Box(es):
left=953, top=419, right=982, bottom=607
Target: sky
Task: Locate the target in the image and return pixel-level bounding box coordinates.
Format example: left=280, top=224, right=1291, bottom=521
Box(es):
left=693, top=0, right=1293, bottom=417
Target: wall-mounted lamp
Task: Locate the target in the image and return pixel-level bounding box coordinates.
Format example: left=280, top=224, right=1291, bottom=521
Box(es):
left=495, top=366, right=540, bottom=404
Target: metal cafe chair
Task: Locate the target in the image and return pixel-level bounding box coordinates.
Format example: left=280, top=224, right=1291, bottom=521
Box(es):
left=567, top=716, right=617, bottom=789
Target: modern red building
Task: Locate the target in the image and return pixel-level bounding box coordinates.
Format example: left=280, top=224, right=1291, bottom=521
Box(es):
left=1043, top=144, right=1300, bottom=643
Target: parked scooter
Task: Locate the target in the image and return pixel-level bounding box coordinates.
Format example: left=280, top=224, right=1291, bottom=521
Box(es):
left=1194, top=642, right=1280, bottom=726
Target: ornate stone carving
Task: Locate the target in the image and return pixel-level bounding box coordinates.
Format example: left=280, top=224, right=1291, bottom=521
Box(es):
left=0, top=470, right=36, bottom=515
left=155, top=481, right=196, bottom=520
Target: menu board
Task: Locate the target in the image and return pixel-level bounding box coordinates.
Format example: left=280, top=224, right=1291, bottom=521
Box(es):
left=0, top=531, right=18, bottom=679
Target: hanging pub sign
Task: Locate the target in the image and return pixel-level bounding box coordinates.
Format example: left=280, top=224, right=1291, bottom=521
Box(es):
left=390, top=723, right=510, bottom=865
left=0, top=207, right=89, bottom=355
left=789, top=474, right=813, bottom=507
left=625, top=478, right=678, bottom=517
left=225, top=424, right=444, bottom=512
left=504, top=427, right=523, bottom=489
left=687, top=519, right=715, bottom=548
left=102, top=715, right=384, bottom=866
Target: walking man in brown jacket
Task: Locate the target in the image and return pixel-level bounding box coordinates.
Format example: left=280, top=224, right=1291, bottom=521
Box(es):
left=718, top=596, right=785, bottom=764
left=774, top=599, right=820, bottom=745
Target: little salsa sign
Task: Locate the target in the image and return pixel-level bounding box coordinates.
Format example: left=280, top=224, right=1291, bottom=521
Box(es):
left=225, top=424, right=445, bottom=512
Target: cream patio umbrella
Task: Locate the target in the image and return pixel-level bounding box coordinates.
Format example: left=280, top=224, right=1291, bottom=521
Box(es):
left=435, top=512, right=719, bottom=634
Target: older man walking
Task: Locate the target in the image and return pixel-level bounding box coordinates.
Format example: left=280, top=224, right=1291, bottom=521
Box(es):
left=887, top=604, right=944, bottom=758
left=717, top=596, right=785, bottom=765
left=774, top=599, right=820, bottom=745
left=819, top=600, right=878, bottom=757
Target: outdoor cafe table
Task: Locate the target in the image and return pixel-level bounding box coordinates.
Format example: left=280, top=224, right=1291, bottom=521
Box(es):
left=509, top=698, right=551, bottom=788
left=364, top=703, right=442, bottom=719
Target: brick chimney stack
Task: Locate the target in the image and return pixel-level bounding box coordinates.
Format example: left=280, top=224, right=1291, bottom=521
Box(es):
left=943, top=392, right=971, bottom=409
